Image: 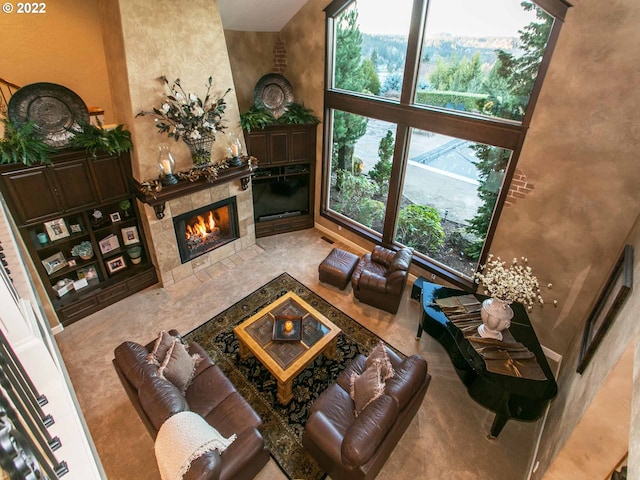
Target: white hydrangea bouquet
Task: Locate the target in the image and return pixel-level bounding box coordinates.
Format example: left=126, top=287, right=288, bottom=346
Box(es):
left=137, top=76, right=231, bottom=142
left=474, top=255, right=554, bottom=310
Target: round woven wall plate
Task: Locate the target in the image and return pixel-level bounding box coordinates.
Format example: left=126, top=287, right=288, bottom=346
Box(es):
left=8, top=82, right=89, bottom=148
left=253, top=73, right=294, bottom=119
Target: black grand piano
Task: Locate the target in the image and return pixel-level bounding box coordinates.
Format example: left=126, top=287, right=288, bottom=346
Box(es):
left=414, top=278, right=557, bottom=438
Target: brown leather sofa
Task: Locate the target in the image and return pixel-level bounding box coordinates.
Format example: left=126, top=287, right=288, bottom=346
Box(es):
left=351, top=246, right=414, bottom=314
left=302, top=347, right=430, bottom=480
left=113, top=331, right=269, bottom=480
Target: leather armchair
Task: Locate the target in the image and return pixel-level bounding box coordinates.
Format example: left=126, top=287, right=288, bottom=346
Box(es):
left=351, top=246, right=413, bottom=314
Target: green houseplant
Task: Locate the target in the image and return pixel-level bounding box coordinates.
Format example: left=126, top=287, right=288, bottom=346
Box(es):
left=0, top=119, right=53, bottom=166
left=240, top=102, right=319, bottom=132
left=68, top=123, right=133, bottom=157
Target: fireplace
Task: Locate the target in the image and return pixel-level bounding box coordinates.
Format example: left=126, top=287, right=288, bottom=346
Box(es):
left=173, top=197, right=239, bottom=264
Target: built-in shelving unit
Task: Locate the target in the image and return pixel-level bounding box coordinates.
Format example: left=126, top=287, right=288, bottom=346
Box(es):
left=0, top=150, right=157, bottom=326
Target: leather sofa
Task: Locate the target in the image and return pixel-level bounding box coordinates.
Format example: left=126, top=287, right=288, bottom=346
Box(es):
left=302, top=347, right=430, bottom=480
left=113, top=331, right=269, bottom=480
left=351, top=246, right=414, bottom=314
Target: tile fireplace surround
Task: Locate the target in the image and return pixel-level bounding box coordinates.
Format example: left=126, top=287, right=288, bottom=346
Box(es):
left=142, top=180, right=255, bottom=286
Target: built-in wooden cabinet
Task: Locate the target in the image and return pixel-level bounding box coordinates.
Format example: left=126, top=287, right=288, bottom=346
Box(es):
left=244, top=124, right=316, bottom=237
left=0, top=151, right=157, bottom=326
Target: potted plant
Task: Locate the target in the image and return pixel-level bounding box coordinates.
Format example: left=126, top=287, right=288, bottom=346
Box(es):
left=71, top=241, right=94, bottom=260
left=0, top=119, right=53, bottom=166
left=119, top=199, right=132, bottom=217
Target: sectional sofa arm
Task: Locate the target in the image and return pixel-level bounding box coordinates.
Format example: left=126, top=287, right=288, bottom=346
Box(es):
left=138, top=376, right=189, bottom=431
left=304, top=410, right=345, bottom=466
left=341, top=395, right=398, bottom=469
left=184, top=450, right=222, bottom=480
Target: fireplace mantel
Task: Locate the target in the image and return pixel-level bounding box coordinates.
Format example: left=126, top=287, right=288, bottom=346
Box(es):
left=131, top=161, right=257, bottom=219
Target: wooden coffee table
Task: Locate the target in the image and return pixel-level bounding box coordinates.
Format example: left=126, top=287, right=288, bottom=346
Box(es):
left=233, top=291, right=341, bottom=404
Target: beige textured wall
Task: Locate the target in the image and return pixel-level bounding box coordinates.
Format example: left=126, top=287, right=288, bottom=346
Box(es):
left=223, top=31, right=280, bottom=112
left=1, top=0, right=114, bottom=123
left=109, top=0, right=244, bottom=181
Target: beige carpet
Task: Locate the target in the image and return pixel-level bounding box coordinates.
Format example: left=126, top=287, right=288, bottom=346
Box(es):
left=55, top=228, right=541, bottom=480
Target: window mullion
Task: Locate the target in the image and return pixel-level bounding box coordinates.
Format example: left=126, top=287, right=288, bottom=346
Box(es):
left=381, top=124, right=410, bottom=245
left=399, top=0, right=428, bottom=105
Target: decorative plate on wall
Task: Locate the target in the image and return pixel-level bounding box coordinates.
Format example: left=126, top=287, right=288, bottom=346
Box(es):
left=8, top=82, right=89, bottom=148
left=253, top=73, right=294, bottom=119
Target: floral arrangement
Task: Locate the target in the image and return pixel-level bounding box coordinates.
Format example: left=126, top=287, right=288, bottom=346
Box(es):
left=474, top=255, right=555, bottom=310
left=136, top=76, right=231, bottom=143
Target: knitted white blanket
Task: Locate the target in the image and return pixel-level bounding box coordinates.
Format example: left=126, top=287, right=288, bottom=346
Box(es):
left=154, top=411, right=236, bottom=480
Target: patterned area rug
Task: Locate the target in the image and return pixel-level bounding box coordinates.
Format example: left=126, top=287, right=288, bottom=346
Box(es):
left=184, top=273, right=396, bottom=480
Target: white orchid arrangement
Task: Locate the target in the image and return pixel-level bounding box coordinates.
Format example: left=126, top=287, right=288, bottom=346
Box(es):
left=137, top=76, right=231, bottom=142
left=474, top=255, right=555, bottom=310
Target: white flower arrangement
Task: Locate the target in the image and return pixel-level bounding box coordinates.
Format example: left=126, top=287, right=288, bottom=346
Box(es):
left=474, top=255, right=555, bottom=310
left=137, top=76, right=231, bottom=143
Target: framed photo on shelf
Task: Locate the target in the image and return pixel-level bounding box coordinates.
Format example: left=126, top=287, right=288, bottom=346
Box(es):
left=577, top=245, right=634, bottom=374
left=106, top=255, right=126, bottom=274
left=69, top=223, right=83, bottom=234
left=121, top=226, right=140, bottom=246
left=77, top=265, right=98, bottom=281
left=41, top=252, right=67, bottom=275
left=43, top=218, right=70, bottom=241
left=99, top=234, right=120, bottom=254
left=110, top=212, right=121, bottom=223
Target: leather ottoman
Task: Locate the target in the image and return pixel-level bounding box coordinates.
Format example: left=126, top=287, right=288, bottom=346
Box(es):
left=319, top=248, right=359, bottom=290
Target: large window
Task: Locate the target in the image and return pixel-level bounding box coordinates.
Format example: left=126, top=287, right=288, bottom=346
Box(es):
left=322, top=0, right=569, bottom=286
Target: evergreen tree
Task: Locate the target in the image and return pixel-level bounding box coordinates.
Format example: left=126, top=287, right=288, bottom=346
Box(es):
left=370, top=130, right=394, bottom=196
left=333, top=7, right=368, bottom=187
left=362, top=58, right=381, bottom=95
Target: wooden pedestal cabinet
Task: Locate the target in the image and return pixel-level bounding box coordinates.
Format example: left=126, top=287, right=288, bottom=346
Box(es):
left=0, top=150, right=157, bottom=326
left=244, top=124, right=316, bottom=237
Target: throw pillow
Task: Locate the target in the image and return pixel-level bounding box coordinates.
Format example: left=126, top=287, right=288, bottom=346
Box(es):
left=158, top=339, right=201, bottom=394
left=146, top=331, right=176, bottom=366
left=365, top=341, right=395, bottom=381
left=350, top=361, right=385, bottom=416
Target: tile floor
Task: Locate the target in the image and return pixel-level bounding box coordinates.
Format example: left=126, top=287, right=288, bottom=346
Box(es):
left=55, top=229, right=541, bottom=480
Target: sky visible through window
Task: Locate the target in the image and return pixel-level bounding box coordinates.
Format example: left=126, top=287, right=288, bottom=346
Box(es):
left=357, top=0, right=541, bottom=37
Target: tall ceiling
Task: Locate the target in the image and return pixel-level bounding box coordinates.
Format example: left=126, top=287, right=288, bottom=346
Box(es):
left=218, top=0, right=308, bottom=32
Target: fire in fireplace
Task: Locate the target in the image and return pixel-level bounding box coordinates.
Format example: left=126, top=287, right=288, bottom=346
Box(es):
left=173, top=197, right=239, bottom=263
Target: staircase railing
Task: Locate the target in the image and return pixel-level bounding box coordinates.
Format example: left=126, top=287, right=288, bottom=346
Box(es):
left=0, top=78, right=20, bottom=120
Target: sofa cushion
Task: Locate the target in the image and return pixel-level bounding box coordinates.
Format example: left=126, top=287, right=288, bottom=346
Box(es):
left=203, top=392, right=262, bottom=438
left=187, top=364, right=237, bottom=418
left=114, top=341, right=158, bottom=390
left=310, top=383, right=356, bottom=436
left=138, top=375, right=189, bottom=431
left=384, top=355, right=428, bottom=411
left=158, top=339, right=201, bottom=394
left=350, top=361, right=385, bottom=416
left=146, top=330, right=176, bottom=366
left=341, top=395, right=398, bottom=469
left=365, top=341, right=394, bottom=381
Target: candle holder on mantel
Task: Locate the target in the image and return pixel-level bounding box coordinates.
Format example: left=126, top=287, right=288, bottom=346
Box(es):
left=158, top=144, right=178, bottom=185
left=227, top=135, right=243, bottom=167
